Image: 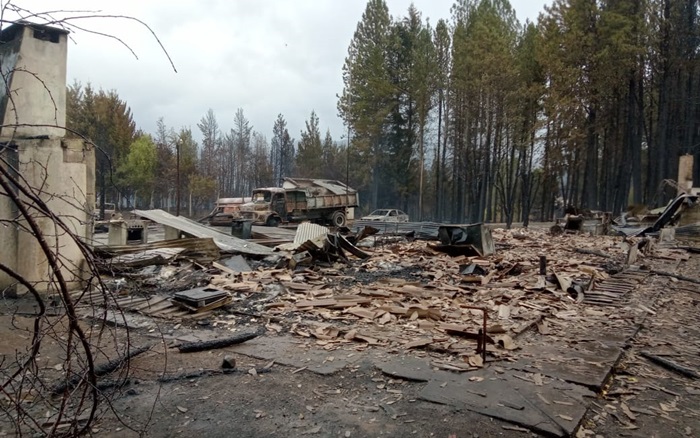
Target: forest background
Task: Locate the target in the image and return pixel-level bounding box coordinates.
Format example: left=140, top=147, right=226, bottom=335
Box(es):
left=67, top=0, right=700, bottom=226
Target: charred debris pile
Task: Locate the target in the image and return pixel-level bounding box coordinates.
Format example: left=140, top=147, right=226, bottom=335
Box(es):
left=83, top=202, right=700, bottom=366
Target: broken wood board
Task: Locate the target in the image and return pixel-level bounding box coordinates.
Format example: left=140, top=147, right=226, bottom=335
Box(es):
left=95, top=237, right=221, bottom=268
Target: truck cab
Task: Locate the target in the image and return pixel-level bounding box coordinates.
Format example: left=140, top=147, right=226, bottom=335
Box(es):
left=238, top=187, right=286, bottom=226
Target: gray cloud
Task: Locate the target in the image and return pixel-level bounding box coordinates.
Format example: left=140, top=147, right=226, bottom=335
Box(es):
left=22, top=0, right=548, bottom=142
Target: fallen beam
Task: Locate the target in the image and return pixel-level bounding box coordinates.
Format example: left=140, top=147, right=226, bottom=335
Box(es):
left=647, top=269, right=700, bottom=286
left=51, top=344, right=152, bottom=394
left=639, top=351, right=700, bottom=379
left=177, top=330, right=262, bottom=353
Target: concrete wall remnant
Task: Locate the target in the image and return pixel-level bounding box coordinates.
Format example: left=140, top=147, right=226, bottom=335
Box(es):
left=0, top=22, right=94, bottom=295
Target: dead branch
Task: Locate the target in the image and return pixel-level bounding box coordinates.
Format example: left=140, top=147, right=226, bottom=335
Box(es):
left=0, top=168, right=100, bottom=436
left=2, top=8, right=177, bottom=72
left=0, top=261, right=45, bottom=389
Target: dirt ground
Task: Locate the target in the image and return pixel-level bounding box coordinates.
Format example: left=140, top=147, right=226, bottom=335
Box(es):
left=2, top=228, right=700, bottom=438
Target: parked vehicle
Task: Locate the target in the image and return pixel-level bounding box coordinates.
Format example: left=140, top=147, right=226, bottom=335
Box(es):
left=208, top=197, right=252, bottom=226
left=93, top=202, right=116, bottom=221
left=361, top=208, right=409, bottom=223
left=235, top=178, right=358, bottom=227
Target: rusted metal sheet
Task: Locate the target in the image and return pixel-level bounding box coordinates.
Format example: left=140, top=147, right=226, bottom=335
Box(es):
left=283, top=178, right=359, bottom=208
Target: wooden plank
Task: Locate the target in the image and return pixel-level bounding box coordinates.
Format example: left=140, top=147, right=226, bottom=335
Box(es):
left=115, top=296, right=150, bottom=307
left=130, top=296, right=170, bottom=312
left=281, top=282, right=314, bottom=291
left=94, top=237, right=221, bottom=263
left=135, top=298, right=173, bottom=314
left=296, top=299, right=337, bottom=308
left=212, top=261, right=237, bottom=276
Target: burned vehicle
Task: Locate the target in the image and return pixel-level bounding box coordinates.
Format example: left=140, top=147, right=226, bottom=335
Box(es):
left=235, top=178, right=358, bottom=227
left=207, top=197, right=252, bottom=226
left=361, top=208, right=409, bottom=223
left=93, top=202, right=116, bottom=221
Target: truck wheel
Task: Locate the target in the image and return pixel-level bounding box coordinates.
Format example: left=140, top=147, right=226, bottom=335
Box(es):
left=331, top=211, right=346, bottom=227
left=266, top=216, right=280, bottom=227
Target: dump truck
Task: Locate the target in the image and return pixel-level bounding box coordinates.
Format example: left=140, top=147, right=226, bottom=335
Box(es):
left=235, top=177, right=358, bottom=227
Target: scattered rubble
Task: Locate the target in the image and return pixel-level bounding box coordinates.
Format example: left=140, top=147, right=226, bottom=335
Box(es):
left=87, top=224, right=682, bottom=364
left=79, top=201, right=700, bottom=436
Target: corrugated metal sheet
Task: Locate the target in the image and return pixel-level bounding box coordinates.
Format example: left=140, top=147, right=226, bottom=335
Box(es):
left=282, top=177, right=357, bottom=196
left=293, top=222, right=330, bottom=244
left=216, top=197, right=251, bottom=205
left=352, top=221, right=443, bottom=240
left=133, top=209, right=272, bottom=256
left=276, top=222, right=329, bottom=252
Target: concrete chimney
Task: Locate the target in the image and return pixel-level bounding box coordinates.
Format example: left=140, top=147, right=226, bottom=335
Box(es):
left=0, top=22, right=69, bottom=139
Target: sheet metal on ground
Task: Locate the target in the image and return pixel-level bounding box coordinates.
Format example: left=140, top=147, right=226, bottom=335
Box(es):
left=134, top=209, right=272, bottom=256
left=251, top=225, right=296, bottom=241
left=352, top=220, right=443, bottom=239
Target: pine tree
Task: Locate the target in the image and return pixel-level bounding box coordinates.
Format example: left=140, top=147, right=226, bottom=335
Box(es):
left=231, top=108, right=252, bottom=195
left=433, top=18, right=451, bottom=221
left=339, top=0, right=394, bottom=208
left=197, top=109, right=222, bottom=195
left=271, top=114, right=295, bottom=184
left=295, top=110, right=323, bottom=177
left=153, top=117, right=176, bottom=209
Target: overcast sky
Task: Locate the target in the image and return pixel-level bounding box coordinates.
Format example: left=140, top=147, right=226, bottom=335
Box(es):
left=21, top=0, right=548, bottom=143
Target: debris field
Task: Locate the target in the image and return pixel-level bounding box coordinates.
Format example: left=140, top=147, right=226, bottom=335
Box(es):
left=70, top=217, right=700, bottom=436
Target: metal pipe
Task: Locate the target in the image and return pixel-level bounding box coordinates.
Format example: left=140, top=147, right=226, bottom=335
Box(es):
left=461, top=305, right=488, bottom=364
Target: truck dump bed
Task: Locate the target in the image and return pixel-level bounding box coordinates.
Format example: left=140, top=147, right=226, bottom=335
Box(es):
left=282, top=178, right=358, bottom=209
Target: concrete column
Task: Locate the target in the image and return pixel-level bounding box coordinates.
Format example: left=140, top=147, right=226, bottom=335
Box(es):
left=108, top=221, right=128, bottom=246
left=164, top=225, right=181, bottom=241
left=678, top=154, right=694, bottom=194
left=140, top=224, right=149, bottom=244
